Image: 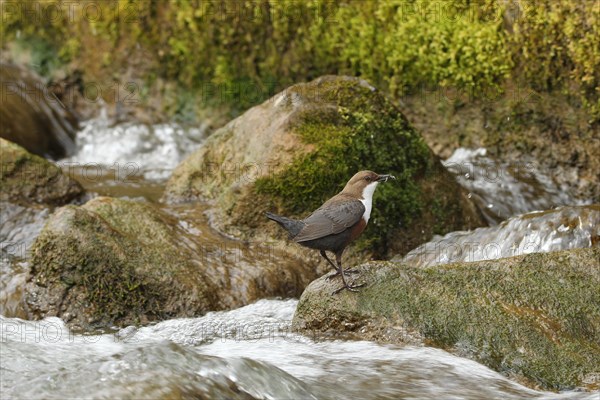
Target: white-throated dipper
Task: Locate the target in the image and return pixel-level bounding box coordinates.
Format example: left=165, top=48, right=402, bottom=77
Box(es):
left=266, top=170, right=395, bottom=294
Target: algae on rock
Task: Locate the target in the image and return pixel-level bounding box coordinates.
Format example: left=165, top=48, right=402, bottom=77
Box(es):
left=164, top=76, right=485, bottom=258
left=26, top=197, right=219, bottom=329
left=293, top=247, right=600, bottom=391
left=0, top=138, right=83, bottom=206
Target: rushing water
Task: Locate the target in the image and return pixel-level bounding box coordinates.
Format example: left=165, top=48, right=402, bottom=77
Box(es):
left=1, top=105, right=598, bottom=400
left=1, top=299, right=595, bottom=399
left=0, top=203, right=51, bottom=318
left=58, top=109, right=207, bottom=198
left=398, top=205, right=600, bottom=267
left=442, top=148, right=588, bottom=224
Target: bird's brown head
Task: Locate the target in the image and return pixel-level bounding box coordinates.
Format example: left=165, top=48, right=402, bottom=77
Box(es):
left=341, top=170, right=396, bottom=199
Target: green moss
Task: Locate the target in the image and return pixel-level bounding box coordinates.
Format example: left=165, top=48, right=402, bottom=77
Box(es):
left=294, top=248, right=600, bottom=390
left=5, top=1, right=595, bottom=121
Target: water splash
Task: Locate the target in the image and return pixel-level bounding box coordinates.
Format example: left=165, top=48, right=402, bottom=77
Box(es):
left=442, top=148, right=587, bottom=224
left=0, top=202, right=51, bottom=317
left=0, top=203, right=50, bottom=254
left=59, top=109, right=207, bottom=181
left=399, top=205, right=600, bottom=267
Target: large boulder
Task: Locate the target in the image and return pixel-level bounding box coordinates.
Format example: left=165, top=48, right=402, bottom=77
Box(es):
left=0, top=138, right=83, bottom=205
left=0, top=62, right=78, bottom=159
left=164, top=76, right=485, bottom=258
left=25, top=196, right=319, bottom=330
left=292, top=247, right=600, bottom=391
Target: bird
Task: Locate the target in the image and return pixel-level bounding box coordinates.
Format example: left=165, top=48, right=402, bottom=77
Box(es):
left=266, top=170, right=395, bottom=294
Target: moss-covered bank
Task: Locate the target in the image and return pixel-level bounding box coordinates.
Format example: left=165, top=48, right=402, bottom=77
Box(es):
left=0, top=138, right=83, bottom=205
left=164, top=76, right=485, bottom=257
left=402, top=88, right=600, bottom=203
left=3, top=1, right=597, bottom=121
left=293, top=247, right=600, bottom=391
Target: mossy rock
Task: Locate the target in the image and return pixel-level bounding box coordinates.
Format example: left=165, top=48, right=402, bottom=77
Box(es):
left=164, top=76, right=485, bottom=257
left=0, top=138, right=83, bottom=205
left=293, top=247, right=600, bottom=391
left=25, top=196, right=318, bottom=330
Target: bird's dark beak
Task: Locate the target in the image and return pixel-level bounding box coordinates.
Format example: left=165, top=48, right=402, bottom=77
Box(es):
left=377, top=174, right=396, bottom=182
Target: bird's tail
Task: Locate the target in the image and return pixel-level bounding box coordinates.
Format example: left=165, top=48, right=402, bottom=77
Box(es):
left=266, top=212, right=304, bottom=238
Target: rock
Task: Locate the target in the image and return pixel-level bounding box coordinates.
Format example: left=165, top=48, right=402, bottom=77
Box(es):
left=0, top=62, right=78, bottom=159
left=0, top=138, right=83, bottom=205
left=292, top=248, right=600, bottom=391
left=25, top=197, right=318, bottom=330
left=164, top=76, right=485, bottom=258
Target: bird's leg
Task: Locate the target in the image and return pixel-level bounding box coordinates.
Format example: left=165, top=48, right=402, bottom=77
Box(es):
left=322, top=251, right=360, bottom=280
left=320, top=251, right=339, bottom=274
left=331, top=252, right=365, bottom=295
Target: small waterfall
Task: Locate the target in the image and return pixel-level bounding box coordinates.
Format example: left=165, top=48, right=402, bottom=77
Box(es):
left=398, top=205, right=600, bottom=267
left=2, top=300, right=590, bottom=399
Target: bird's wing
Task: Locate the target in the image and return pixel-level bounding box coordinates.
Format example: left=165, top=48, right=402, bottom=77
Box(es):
left=293, top=198, right=365, bottom=243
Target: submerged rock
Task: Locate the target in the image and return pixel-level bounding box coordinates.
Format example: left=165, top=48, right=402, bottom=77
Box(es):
left=293, top=247, right=600, bottom=391
left=0, top=138, right=83, bottom=205
left=0, top=62, right=78, bottom=159
left=164, top=76, right=485, bottom=258
left=25, top=197, right=318, bottom=330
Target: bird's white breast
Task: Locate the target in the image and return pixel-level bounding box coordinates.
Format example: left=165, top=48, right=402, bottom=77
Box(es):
left=360, top=182, right=379, bottom=223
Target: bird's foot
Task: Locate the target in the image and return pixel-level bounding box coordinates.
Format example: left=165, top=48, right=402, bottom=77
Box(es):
left=325, top=268, right=361, bottom=280
left=331, top=282, right=366, bottom=295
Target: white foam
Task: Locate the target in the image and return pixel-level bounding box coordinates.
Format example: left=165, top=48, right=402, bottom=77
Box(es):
left=60, top=109, right=207, bottom=181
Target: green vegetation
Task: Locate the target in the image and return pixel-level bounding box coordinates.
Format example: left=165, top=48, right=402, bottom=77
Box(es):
left=2, top=0, right=597, bottom=120
left=293, top=247, right=600, bottom=390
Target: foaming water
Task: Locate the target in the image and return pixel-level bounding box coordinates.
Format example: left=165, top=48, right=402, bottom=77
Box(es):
left=1, top=300, right=594, bottom=399
left=59, top=109, right=207, bottom=182
left=0, top=202, right=50, bottom=253
left=0, top=202, right=52, bottom=317
left=399, top=205, right=599, bottom=267
left=442, top=148, right=587, bottom=223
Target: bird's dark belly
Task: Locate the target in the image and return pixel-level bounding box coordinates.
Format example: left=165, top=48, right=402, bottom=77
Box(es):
left=299, top=219, right=367, bottom=252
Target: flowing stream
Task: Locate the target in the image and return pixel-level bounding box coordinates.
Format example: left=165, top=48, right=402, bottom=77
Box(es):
left=442, top=148, right=589, bottom=224
left=1, top=300, right=595, bottom=400
left=1, top=113, right=598, bottom=399
left=398, top=205, right=599, bottom=267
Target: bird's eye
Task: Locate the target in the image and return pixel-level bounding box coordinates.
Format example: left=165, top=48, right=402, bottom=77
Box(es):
left=365, top=176, right=371, bottom=181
